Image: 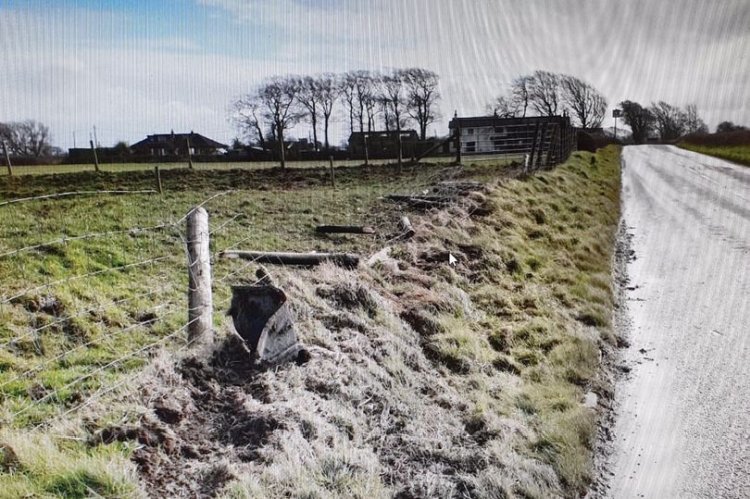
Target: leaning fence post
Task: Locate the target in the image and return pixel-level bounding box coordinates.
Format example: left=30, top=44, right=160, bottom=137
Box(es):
left=154, top=166, right=163, bottom=194
left=187, top=207, right=213, bottom=345
left=90, top=140, right=100, bottom=172
left=2, top=141, right=12, bottom=176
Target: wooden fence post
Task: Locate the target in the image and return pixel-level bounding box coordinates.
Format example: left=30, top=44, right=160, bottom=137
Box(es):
left=397, top=132, right=403, bottom=174
left=2, top=141, right=12, bottom=176
left=187, top=207, right=213, bottom=345
left=329, top=156, right=336, bottom=188
left=455, top=125, right=462, bottom=164
left=186, top=136, right=194, bottom=169
left=364, top=134, right=369, bottom=166
left=154, top=166, right=163, bottom=194
left=528, top=122, right=540, bottom=170
left=90, top=140, right=100, bottom=172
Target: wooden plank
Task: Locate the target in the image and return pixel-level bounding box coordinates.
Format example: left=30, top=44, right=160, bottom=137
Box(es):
left=220, top=250, right=359, bottom=268
left=315, top=225, right=375, bottom=234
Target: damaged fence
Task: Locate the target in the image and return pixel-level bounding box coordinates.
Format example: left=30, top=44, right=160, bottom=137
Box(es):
left=0, top=160, right=496, bottom=430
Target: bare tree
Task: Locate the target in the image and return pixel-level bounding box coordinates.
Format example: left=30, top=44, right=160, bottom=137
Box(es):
left=339, top=72, right=358, bottom=136
left=650, top=101, right=687, bottom=140
left=527, top=70, right=562, bottom=116
left=620, top=100, right=654, bottom=144
left=257, top=76, right=303, bottom=169
left=297, top=76, right=321, bottom=151
left=381, top=70, right=410, bottom=132
left=378, top=95, right=394, bottom=132
left=353, top=70, right=378, bottom=133
left=510, top=75, right=532, bottom=117
left=560, top=75, right=607, bottom=128
left=317, top=73, right=340, bottom=153
left=380, top=70, right=411, bottom=168
left=0, top=120, right=53, bottom=158
left=486, top=95, right=521, bottom=118
left=231, top=94, right=267, bottom=149
left=683, top=104, right=708, bottom=134
left=403, top=68, right=441, bottom=140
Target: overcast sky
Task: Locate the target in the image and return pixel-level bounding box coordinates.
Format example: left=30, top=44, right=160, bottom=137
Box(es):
left=1, top=0, right=748, bottom=149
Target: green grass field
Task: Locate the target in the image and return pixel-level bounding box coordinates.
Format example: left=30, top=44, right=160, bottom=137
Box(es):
left=678, top=143, right=750, bottom=166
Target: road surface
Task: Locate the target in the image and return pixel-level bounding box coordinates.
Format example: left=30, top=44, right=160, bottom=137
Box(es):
left=608, top=145, right=750, bottom=498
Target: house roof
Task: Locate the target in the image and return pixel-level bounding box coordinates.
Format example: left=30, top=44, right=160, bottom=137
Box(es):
left=131, top=132, right=228, bottom=150
left=448, top=115, right=570, bottom=129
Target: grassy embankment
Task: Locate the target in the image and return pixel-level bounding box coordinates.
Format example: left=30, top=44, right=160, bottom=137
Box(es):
left=679, top=130, right=750, bottom=166
left=0, top=147, right=621, bottom=497
left=403, top=146, right=622, bottom=494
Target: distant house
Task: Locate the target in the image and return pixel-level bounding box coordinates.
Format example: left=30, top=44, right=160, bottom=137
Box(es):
left=130, top=131, right=228, bottom=158
left=448, top=115, right=572, bottom=155
left=348, top=130, right=419, bottom=158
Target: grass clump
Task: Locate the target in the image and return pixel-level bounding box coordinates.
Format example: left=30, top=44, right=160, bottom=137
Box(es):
left=0, top=430, right=140, bottom=498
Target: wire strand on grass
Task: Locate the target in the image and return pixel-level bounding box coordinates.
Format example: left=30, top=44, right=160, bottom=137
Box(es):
left=1, top=255, right=172, bottom=305
left=0, top=222, right=180, bottom=259
left=10, top=317, right=197, bottom=421
left=0, top=305, right=178, bottom=391
left=0, top=287, right=172, bottom=352
left=0, top=190, right=158, bottom=208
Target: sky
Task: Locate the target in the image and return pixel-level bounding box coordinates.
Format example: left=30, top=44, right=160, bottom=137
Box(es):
left=0, top=0, right=748, bottom=150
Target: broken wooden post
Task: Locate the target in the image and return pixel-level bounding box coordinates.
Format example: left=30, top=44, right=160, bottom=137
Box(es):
left=2, top=141, right=11, bottom=176
left=399, top=216, right=415, bottom=239
left=90, top=139, right=100, bottom=172
left=329, top=155, right=335, bottom=188
left=187, top=207, right=213, bottom=345
left=220, top=250, right=359, bottom=268
left=315, top=225, right=375, bottom=235
left=154, top=166, right=163, bottom=194
left=228, top=283, right=302, bottom=364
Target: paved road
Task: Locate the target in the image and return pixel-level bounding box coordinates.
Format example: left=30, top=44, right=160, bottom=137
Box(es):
left=608, top=145, right=750, bottom=498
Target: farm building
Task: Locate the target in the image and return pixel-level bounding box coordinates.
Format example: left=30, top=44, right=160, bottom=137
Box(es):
left=447, top=114, right=576, bottom=165
left=348, top=130, right=419, bottom=159
left=130, top=131, right=228, bottom=158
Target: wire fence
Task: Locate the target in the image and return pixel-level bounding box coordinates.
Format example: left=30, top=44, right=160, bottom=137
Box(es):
left=0, top=190, right=234, bottom=428
left=0, top=155, right=517, bottom=429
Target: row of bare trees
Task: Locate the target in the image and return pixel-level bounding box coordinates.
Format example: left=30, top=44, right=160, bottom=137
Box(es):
left=487, top=70, right=608, bottom=129
left=0, top=120, right=54, bottom=158
left=231, top=68, right=441, bottom=167
left=619, top=101, right=708, bottom=143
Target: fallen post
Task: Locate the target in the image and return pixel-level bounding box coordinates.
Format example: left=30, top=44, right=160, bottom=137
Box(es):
left=384, top=194, right=454, bottom=208
left=399, top=216, right=415, bottom=239
left=220, top=250, right=359, bottom=268
left=315, top=225, right=375, bottom=235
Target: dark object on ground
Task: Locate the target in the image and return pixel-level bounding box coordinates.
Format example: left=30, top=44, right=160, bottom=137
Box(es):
left=220, top=250, right=359, bottom=268
left=227, top=285, right=302, bottom=364
left=315, top=225, right=375, bottom=234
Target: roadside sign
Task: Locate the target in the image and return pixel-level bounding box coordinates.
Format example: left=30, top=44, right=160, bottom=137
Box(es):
left=613, top=109, right=622, bottom=118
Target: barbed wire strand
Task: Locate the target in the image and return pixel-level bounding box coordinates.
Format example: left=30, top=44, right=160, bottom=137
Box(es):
left=0, top=304, right=178, bottom=391
left=11, top=317, right=198, bottom=420
left=0, top=190, right=158, bottom=208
